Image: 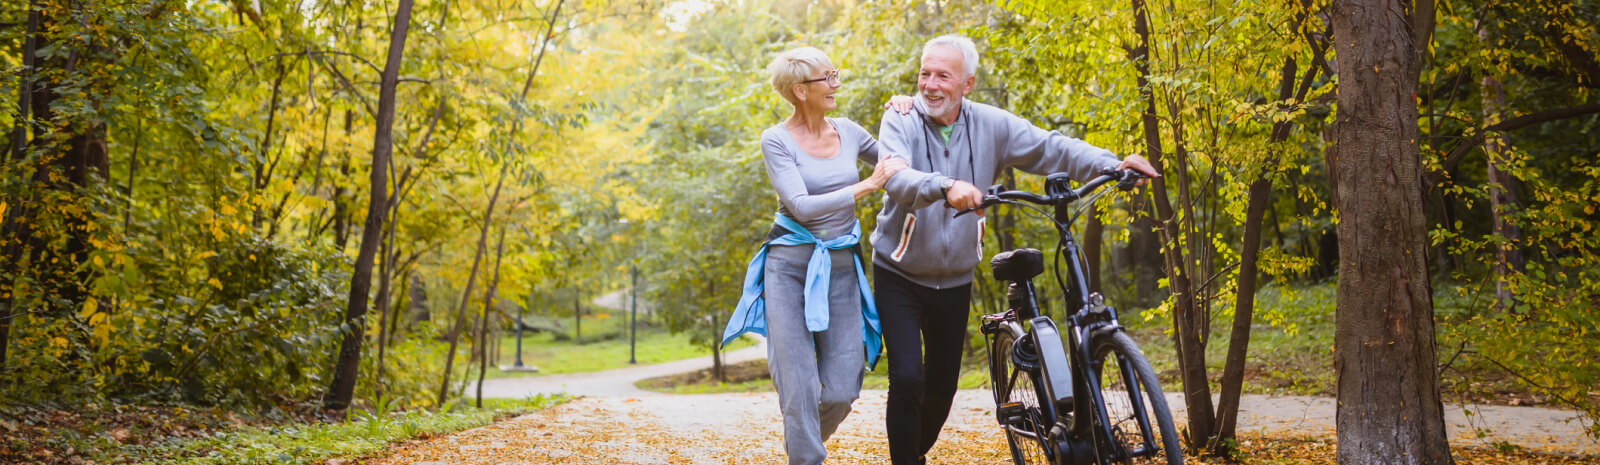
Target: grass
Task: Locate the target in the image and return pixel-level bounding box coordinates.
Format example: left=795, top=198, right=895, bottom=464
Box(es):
left=130, top=395, right=569, bottom=465
left=1124, top=280, right=1554, bottom=405
left=571, top=280, right=1553, bottom=411
left=640, top=282, right=1345, bottom=397
left=1127, top=282, right=1339, bottom=397
left=479, top=312, right=757, bottom=379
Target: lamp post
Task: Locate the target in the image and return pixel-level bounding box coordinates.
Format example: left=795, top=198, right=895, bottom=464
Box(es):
left=618, top=217, right=639, bottom=365
left=499, top=295, right=536, bottom=372
left=629, top=264, right=638, bottom=364
left=512, top=302, right=527, bottom=368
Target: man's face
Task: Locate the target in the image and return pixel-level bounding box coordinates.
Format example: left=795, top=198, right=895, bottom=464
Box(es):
left=917, top=45, right=974, bottom=122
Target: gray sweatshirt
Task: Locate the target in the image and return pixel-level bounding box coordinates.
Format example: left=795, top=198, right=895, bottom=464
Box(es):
left=761, top=118, right=882, bottom=241
left=871, top=98, right=1121, bottom=289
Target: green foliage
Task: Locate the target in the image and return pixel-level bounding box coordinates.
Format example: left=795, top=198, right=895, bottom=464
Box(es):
left=1418, top=0, right=1600, bottom=437
left=5, top=230, right=352, bottom=405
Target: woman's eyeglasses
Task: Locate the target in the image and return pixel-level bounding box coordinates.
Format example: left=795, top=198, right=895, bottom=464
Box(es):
left=800, top=69, right=842, bottom=86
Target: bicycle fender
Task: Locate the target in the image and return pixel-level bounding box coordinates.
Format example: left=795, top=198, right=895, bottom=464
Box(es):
left=1087, top=324, right=1123, bottom=342
left=1027, top=317, right=1076, bottom=408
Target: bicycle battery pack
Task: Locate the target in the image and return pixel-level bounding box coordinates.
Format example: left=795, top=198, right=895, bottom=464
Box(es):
left=1028, top=317, right=1075, bottom=410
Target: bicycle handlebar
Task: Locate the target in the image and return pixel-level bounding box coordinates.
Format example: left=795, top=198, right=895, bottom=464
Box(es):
left=954, top=168, right=1142, bottom=217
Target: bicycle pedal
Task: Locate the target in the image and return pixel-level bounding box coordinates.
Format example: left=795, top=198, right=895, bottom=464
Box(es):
left=996, top=401, right=1028, bottom=427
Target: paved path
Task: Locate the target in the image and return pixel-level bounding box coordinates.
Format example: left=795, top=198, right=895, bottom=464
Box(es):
left=474, top=338, right=768, bottom=398
left=468, top=351, right=1597, bottom=458
left=477, top=289, right=767, bottom=398
left=590, top=290, right=646, bottom=317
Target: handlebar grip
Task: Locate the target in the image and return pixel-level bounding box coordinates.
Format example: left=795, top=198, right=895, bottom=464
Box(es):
left=954, top=184, right=1009, bottom=217
left=1117, top=169, right=1144, bottom=191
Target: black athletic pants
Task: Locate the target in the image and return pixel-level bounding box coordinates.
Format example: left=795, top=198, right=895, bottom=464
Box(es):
left=875, top=265, right=973, bottom=465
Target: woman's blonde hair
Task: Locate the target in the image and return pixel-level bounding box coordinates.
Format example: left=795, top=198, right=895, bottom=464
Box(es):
left=768, top=46, right=834, bottom=105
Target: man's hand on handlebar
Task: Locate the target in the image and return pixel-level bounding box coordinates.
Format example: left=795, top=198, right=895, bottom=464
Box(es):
left=1117, top=154, right=1161, bottom=186
left=945, top=179, right=984, bottom=215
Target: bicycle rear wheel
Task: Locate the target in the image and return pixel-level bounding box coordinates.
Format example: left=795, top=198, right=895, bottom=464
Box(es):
left=1088, top=331, right=1183, bottom=465
left=989, top=330, right=1052, bottom=464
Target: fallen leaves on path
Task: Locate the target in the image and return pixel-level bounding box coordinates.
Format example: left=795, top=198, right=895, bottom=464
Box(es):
left=360, top=395, right=1600, bottom=465
left=361, top=398, right=1003, bottom=464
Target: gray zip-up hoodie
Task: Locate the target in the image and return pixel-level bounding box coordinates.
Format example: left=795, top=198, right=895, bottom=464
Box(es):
left=870, top=98, right=1122, bottom=289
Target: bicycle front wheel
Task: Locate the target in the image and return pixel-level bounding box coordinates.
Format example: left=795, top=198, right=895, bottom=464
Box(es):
left=989, top=329, right=1052, bottom=465
left=1089, top=331, right=1183, bottom=465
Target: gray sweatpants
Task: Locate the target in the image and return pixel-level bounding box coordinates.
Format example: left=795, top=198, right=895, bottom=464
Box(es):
left=763, top=244, right=866, bottom=465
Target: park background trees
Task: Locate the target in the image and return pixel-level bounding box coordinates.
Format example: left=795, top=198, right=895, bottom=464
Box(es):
left=1, top=0, right=1596, bottom=460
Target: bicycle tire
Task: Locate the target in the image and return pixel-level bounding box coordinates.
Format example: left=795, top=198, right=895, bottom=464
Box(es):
left=989, top=330, right=1052, bottom=464
left=1088, top=331, right=1184, bottom=465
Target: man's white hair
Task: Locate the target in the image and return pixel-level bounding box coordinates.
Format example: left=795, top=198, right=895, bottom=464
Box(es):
left=768, top=46, right=835, bottom=104
left=923, top=34, right=979, bottom=78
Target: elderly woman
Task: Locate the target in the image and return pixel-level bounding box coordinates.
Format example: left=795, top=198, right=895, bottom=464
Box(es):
left=721, top=46, right=907, bottom=465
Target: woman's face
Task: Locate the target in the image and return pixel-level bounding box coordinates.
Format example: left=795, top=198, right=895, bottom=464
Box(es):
left=797, top=68, right=841, bottom=112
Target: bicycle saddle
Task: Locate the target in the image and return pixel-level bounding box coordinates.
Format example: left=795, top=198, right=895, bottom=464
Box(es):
left=990, top=248, right=1045, bottom=282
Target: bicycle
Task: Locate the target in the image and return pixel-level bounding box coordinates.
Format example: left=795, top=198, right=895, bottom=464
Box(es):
left=956, top=168, right=1183, bottom=465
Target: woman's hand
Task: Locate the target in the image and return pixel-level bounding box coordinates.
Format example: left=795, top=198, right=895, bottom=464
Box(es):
left=871, top=155, right=908, bottom=188
left=883, top=95, right=916, bottom=114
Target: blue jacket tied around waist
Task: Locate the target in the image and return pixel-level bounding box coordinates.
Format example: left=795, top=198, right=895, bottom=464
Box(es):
left=721, top=213, right=883, bottom=369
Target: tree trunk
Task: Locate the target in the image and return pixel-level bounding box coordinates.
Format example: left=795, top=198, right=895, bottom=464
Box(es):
left=476, top=228, right=506, bottom=409
left=1124, top=215, right=1163, bottom=307
left=123, top=119, right=142, bottom=234
left=332, top=125, right=352, bottom=248
left=1, top=0, right=43, bottom=368
left=1129, top=0, right=1214, bottom=447
left=253, top=60, right=287, bottom=229
left=709, top=276, right=724, bottom=382
left=1083, top=207, right=1103, bottom=295
left=1330, top=0, right=1452, bottom=462
left=372, top=97, right=438, bottom=402
left=997, top=169, right=1017, bottom=251
left=1214, top=177, right=1269, bottom=447
left=409, top=273, right=429, bottom=325
left=371, top=170, right=406, bottom=403
left=441, top=0, right=562, bottom=409
left=711, top=337, right=724, bottom=382
left=386, top=265, right=407, bottom=347
left=1478, top=24, right=1525, bottom=313
left=324, top=0, right=415, bottom=411
left=4, top=1, right=109, bottom=336
left=436, top=167, right=506, bottom=407
left=1217, top=25, right=1326, bottom=446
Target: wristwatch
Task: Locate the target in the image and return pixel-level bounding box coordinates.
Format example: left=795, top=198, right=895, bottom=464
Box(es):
left=940, top=177, right=957, bottom=196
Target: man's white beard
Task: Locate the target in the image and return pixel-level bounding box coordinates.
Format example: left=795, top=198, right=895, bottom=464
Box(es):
left=919, top=92, right=957, bottom=121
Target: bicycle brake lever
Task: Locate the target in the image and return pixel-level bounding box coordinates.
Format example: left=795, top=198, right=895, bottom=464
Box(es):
left=953, top=205, right=986, bottom=218
left=1117, top=169, right=1143, bottom=191
left=954, top=197, right=999, bottom=217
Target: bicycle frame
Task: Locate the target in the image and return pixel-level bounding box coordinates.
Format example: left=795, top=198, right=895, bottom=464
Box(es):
left=979, top=171, right=1163, bottom=464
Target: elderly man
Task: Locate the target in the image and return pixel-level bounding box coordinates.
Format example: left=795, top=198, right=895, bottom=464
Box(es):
left=870, top=34, right=1159, bottom=465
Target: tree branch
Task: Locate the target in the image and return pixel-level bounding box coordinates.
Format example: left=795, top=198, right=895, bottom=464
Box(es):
left=1428, top=103, right=1600, bottom=187
left=311, top=55, right=377, bottom=118
left=1482, top=355, right=1587, bottom=412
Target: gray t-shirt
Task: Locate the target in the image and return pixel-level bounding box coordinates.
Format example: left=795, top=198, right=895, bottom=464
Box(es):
left=760, top=118, right=882, bottom=240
